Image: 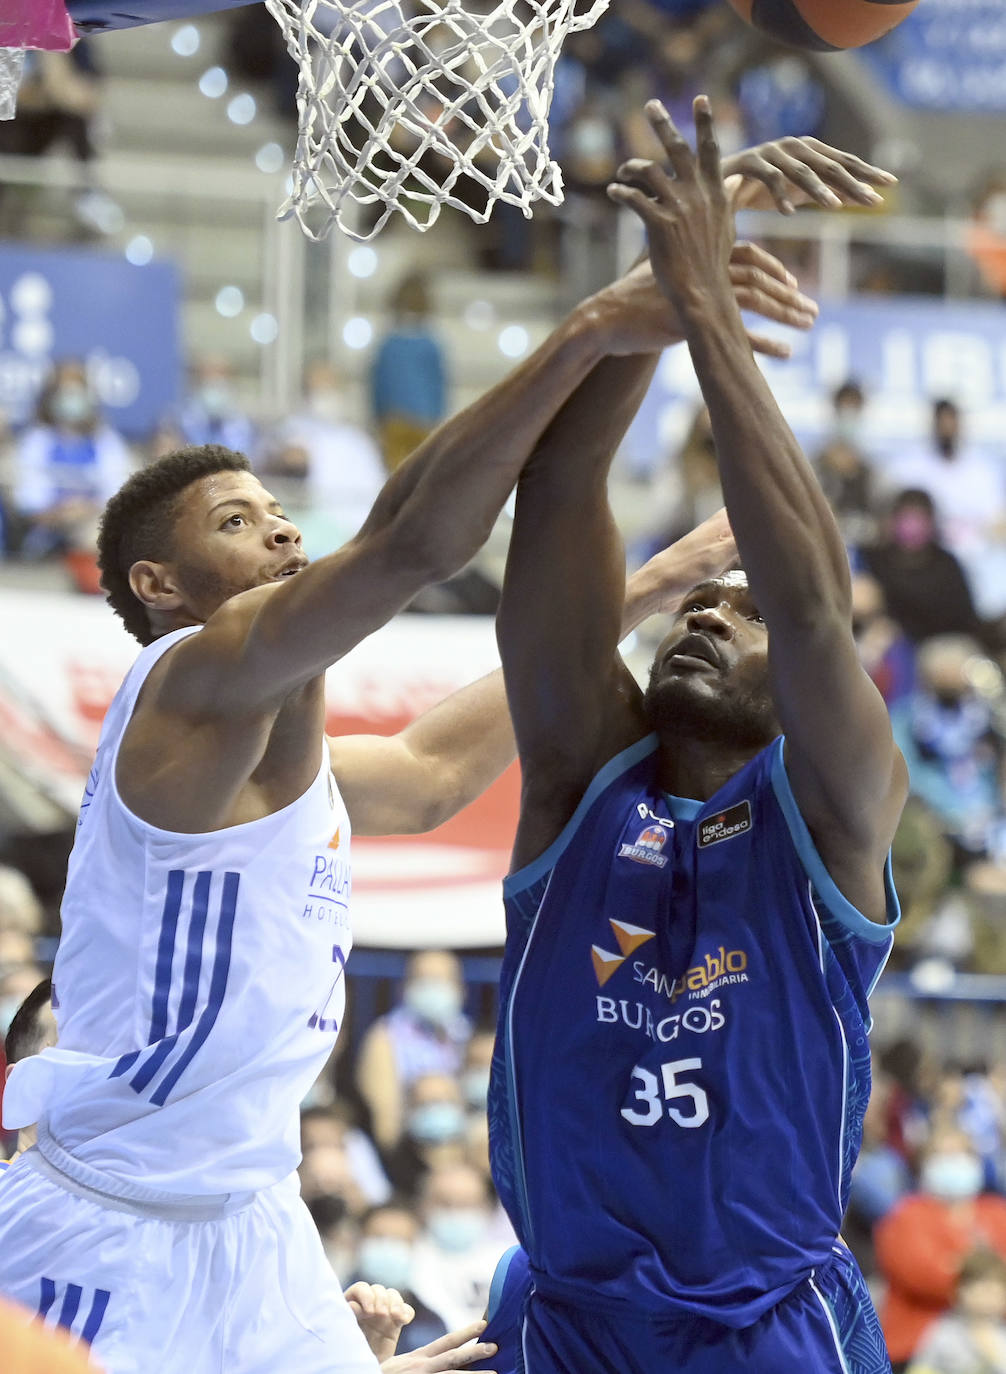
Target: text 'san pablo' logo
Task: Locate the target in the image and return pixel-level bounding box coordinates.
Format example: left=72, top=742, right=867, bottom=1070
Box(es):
left=591, top=919, right=655, bottom=987
left=697, top=800, right=752, bottom=848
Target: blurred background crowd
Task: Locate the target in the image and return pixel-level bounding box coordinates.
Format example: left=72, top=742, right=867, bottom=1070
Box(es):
left=2, top=0, right=1006, bottom=1369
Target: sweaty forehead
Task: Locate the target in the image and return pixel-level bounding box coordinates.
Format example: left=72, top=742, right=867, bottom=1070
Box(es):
left=187, top=470, right=272, bottom=517
left=684, top=571, right=751, bottom=605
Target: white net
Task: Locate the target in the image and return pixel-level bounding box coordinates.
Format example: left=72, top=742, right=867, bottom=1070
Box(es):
left=265, top=0, right=610, bottom=241
left=0, top=47, right=26, bottom=121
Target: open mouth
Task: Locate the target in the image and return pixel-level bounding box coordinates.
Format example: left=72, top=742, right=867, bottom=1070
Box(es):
left=665, top=633, right=721, bottom=671
left=274, top=560, right=307, bottom=580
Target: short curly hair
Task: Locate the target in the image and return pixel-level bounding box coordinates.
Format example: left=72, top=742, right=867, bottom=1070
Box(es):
left=97, top=444, right=250, bottom=645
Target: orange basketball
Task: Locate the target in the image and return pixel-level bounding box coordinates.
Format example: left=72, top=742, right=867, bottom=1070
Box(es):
left=725, top=0, right=922, bottom=51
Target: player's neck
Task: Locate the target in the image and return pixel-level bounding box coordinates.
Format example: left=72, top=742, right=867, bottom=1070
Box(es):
left=652, top=734, right=761, bottom=803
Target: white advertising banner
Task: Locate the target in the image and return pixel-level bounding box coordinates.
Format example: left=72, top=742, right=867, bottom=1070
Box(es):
left=0, top=589, right=515, bottom=947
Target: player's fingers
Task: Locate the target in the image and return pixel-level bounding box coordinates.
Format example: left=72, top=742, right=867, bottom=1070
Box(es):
left=734, top=286, right=816, bottom=331
left=420, top=1321, right=489, bottom=1356
left=746, top=331, right=793, bottom=359
left=693, top=95, right=722, bottom=191
left=728, top=264, right=817, bottom=319
left=776, top=147, right=883, bottom=207
left=644, top=99, right=694, bottom=181
left=607, top=181, right=663, bottom=222
left=616, top=158, right=675, bottom=200
left=430, top=1343, right=499, bottom=1371
left=730, top=240, right=798, bottom=287
left=757, top=148, right=842, bottom=210
left=798, top=137, right=898, bottom=185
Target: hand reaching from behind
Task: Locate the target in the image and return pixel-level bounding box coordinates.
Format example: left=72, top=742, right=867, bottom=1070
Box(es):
left=625, top=508, right=738, bottom=635
left=723, top=136, right=897, bottom=215
left=589, top=237, right=815, bottom=362
left=381, top=1319, right=499, bottom=1373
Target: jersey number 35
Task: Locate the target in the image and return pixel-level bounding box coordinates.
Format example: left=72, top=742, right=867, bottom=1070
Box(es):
left=621, top=1057, right=710, bottom=1129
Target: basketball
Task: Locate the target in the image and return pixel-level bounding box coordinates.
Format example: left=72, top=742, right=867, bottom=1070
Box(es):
left=724, top=0, right=922, bottom=51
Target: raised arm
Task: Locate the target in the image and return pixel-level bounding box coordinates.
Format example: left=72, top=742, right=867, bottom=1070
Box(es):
left=333, top=509, right=737, bottom=837
left=609, top=99, right=907, bottom=906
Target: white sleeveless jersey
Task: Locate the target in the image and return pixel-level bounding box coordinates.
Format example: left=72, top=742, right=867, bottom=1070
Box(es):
left=3, top=627, right=352, bottom=1196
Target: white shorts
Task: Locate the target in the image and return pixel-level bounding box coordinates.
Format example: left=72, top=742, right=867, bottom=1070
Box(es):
left=0, top=1146, right=378, bottom=1374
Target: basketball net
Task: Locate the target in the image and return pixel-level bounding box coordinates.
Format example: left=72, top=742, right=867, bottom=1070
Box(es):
left=265, top=0, right=610, bottom=241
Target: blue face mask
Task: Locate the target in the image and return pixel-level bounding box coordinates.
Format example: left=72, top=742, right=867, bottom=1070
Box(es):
left=427, top=1208, right=487, bottom=1253
left=404, top=978, right=462, bottom=1028
left=462, top=1067, right=491, bottom=1109
left=52, top=385, right=93, bottom=426
left=356, top=1237, right=414, bottom=1291
left=408, top=1101, right=466, bottom=1145
left=920, top=1153, right=984, bottom=1201
left=198, top=382, right=231, bottom=418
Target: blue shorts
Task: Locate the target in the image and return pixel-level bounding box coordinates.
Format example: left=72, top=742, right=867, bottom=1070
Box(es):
left=477, top=1245, right=890, bottom=1374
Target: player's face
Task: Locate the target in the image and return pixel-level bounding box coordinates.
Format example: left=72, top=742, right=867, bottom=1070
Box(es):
left=644, top=576, right=778, bottom=748
left=169, top=470, right=307, bottom=616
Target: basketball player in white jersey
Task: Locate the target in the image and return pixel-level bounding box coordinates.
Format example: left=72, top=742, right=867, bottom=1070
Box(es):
left=0, top=134, right=887, bottom=1373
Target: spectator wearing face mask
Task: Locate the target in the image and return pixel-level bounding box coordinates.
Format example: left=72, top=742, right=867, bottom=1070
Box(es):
left=885, top=401, right=1006, bottom=619
left=875, top=1125, right=1006, bottom=1371
left=176, top=356, right=257, bottom=456
left=890, top=636, right=1005, bottom=861
left=410, top=1162, right=505, bottom=1332
left=350, top=1202, right=450, bottom=1354
left=907, top=1248, right=1006, bottom=1374
left=861, top=490, right=987, bottom=648
left=814, top=380, right=877, bottom=547
left=14, top=360, right=131, bottom=557
left=382, top=1073, right=469, bottom=1198
left=356, top=951, right=472, bottom=1153
left=258, top=360, right=386, bottom=554
left=850, top=572, right=915, bottom=710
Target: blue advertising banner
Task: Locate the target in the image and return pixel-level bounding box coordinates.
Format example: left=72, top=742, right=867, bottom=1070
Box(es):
left=860, top=0, right=1006, bottom=113
left=622, top=295, right=1006, bottom=478
left=0, top=242, right=180, bottom=437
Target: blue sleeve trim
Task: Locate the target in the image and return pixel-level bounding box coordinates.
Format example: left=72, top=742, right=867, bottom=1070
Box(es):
left=503, top=734, right=659, bottom=897
left=486, top=1244, right=523, bottom=1322
left=769, top=738, right=900, bottom=944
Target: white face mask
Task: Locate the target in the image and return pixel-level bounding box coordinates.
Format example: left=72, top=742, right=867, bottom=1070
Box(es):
left=407, top=1100, right=466, bottom=1145
left=356, top=1237, right=414, bottom=1291
left=920, top=1152, right=984, bottom=1201
left=308, top=390, right=343, bottom=423
left=427, top=1207, right=487, bottom=1253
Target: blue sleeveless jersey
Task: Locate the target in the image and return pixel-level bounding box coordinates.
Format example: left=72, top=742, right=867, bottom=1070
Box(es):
left=489, top=734, right=898, bottom=1329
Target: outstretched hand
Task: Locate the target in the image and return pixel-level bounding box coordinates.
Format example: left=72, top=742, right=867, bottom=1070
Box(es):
left=636, top=508, right=738, bottom=620
left=722, top=136, right=897, bottom=215
left=592, top=237, right=815, bottom=361
left=381, top=1320, right=499, bottom=1374
left=608, top=97, right=736, bottom=320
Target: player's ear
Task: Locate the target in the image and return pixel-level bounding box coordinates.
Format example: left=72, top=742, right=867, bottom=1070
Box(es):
left=129, top=560, right=185, bottom=612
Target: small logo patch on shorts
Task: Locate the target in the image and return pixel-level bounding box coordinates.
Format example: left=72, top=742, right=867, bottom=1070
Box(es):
left=697, top=801, right=752, bottom=848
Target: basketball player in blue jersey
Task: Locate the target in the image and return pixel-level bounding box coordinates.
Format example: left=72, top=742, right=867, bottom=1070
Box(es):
left=489, top=98, right=906, bottom=1374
